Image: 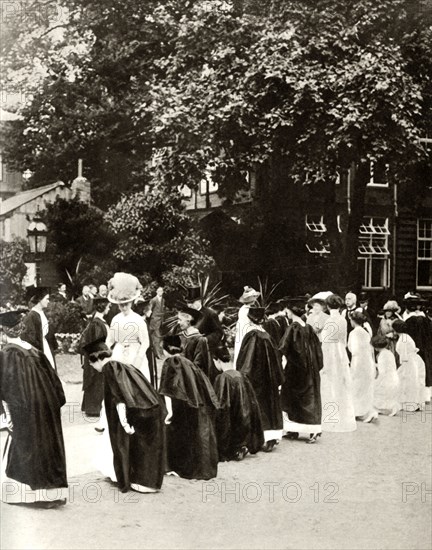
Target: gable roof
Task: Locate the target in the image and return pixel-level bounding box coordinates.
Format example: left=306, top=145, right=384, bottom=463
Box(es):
left=0, top=181, right=66, bottom=217
left=0, top=108, right=22, bottom=122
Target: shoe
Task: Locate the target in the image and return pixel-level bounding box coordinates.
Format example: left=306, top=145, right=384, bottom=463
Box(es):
left=262, top=440, right=276, bottom=453
left=234, top=446, right=249, bottom=461
left=363, top=411, right=378, bottom=423
left=32, top=498, right=67, bottom=509
left=306, top=433, right=321, bottom=444
left=389, top=405, right=399, bottom=417
left=283, top=432, right=299, bottom=440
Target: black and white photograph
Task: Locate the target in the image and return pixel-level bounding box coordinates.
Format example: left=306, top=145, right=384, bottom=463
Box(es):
left=0, top=1, right=431, bottom=549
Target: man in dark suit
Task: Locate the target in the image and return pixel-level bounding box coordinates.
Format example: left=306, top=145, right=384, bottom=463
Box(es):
left=76, top=285, right=94, bottom=320
left=149, top=287, right=166, bottom=359
left=186, top=286, right=224, bottom=381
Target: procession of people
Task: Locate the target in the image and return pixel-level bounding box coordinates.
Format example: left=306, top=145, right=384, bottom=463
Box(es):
left=1, top=274, right=431, bottom=508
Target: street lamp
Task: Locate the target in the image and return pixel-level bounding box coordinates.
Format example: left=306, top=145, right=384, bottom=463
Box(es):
left=27, top=215, right=48, bottom=286
left=23, top=169, right=34, bottom=181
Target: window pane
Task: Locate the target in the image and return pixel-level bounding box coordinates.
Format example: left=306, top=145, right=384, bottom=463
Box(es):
left=418, top=260, right=432, bottom=287
left=371, top=259, right=387, bottom=287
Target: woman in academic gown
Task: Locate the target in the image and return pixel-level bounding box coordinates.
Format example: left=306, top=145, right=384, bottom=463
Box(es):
left=0, top=310, right=67, bottom=508
left=79, top=297, right=110, bottom=416
left=237, top=307, right=284, bottom=452
left=21, top=285, right=57, bottom=370
left=84, top=337, right=166, bottom=493
left=279, top=298, right=324, bottom=443
left=348, top=312, right=378, bottom=422
left=175, top=303, right=212, bottom=379
left=159, top=352, right=220, bottom=480
left=213, top=369, right=264, bottom=461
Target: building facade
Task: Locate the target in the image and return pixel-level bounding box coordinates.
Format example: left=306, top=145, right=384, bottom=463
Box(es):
left=181, top=164, right=432, bottom=298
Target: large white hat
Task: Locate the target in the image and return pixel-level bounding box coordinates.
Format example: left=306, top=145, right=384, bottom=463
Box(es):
left=308, top=291, right=334, bottom=304
left=107, top=273, right=142, bottom=304
left=238, top=286, right=261, bottom=304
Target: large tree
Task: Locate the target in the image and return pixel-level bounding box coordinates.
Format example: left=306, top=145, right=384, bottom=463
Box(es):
left=2, top=0, right=432, bottom=288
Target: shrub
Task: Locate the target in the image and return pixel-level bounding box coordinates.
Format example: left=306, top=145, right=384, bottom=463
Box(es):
left=47, top=301, right=85, bottom=334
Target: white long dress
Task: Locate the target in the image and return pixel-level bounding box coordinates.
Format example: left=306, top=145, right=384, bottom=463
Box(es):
left=107, top=311, right=150, bottom=380
left=233, top=304, right=252, bottom=368
left=396, top=333, right=426, bottom=410
left=374, top=349, right=400, bottom=413
left=306, top=311, right=330, bottom=342
left=320, top=311, right=356, bottom=432
left=348, top=326, right=376, bottom=418
left=36, top=309, right=56, bottom=369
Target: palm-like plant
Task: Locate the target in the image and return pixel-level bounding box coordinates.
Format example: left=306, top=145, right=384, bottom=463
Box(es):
left=255, top=276, right=283, bottom=309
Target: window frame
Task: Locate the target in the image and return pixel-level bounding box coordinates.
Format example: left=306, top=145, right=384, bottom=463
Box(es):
left=358, top=217, right=391, bottom=289
left=417, top=219, right=432, bottom=289
left=367, top=160, right=389, bottom=188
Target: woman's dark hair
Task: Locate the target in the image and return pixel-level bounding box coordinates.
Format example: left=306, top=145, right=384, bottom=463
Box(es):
left=326, top=294, right=344, bottom=310
left=94, top=300, right=109, bottom=314
left=289, top=306, right=305, bottom=317
left=371, top=335, right=389, bottom=349
left=392, top=320, right=407, bottom=334
left=88, top=349, right=112, bottom=363
left=350, top=311, right=367, bottom=326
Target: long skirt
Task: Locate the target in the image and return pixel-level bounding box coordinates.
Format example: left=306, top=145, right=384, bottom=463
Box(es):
left=320, top=343, right=356, bottom=432
left=351, top=352, right=376, bottom=417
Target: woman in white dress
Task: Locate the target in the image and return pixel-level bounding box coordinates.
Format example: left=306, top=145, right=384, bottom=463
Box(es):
left=306, top=293, right=331, bottom=343
left=233, top=286, right=260, bottom=368
left=371, top=335, right=400, bottom=416
left=393, top=320, right=427, bottom=411
left=96, top=273, right=149, bottom=480
left=320, top=294, right=357, bottom=432
left=21, top=286, right=56, bottom=369
left=348, top=311, right=378, bottom=422
left=106, top=273, right=150, bottom=381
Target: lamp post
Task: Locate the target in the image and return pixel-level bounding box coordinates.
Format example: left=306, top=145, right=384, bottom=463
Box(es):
left=27, top=215, right=48, bottom=287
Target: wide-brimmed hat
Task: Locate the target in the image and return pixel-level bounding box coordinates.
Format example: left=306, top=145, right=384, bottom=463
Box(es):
left=238, top=286, right=260, bottom=304
left=26, top=285, right=50, bottom=303
left=247, top=307, right=266, bottom=324
left=107, top=273, right=142, bottom=304
left=380, top=300, right=401, bottom=314
left=176, top=302, right=203, bottom=324
left=185, top=286, right=201, bottom=303
left=0, top=309, right=28, bottom=328
left=308, top=291, right=333, bottom=306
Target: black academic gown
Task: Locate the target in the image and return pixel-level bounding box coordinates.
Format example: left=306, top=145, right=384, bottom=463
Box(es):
left=405, top=316, right=432, bottom=387
left=0, top=343, right=67, bottom=490
left=103, top=361, right=166, bottom=492
left=237, top=329, right=284, bottom=432
left=263, top=318, right=284, bottom=348
left=159, top=355, right=219, bottom=480
left=279, top=322, right=324, bottom=427
left=214, top=369, right=264, bottom=461
left=180, top=330, right=216, bottom=381
left=21, top=309, right=57, bottom=370
left=79, top=317, right=107, bottom=415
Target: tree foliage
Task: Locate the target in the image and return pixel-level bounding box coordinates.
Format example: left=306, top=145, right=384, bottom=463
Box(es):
left=42, top=196, right=119, bottom=294
left=0, top=238, right=29, bottom=305
left=106, top=184, right=215, bottom=290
